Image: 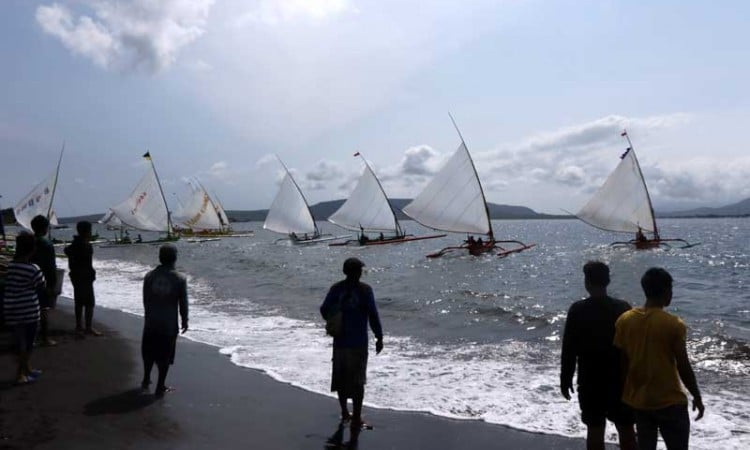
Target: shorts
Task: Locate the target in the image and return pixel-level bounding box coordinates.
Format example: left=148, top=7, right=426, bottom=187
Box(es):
left=141, top=330, right=177, bottom=365
left=578, top=383, right=635, bottom=427
left=331, top=347, right=368, bottom=397
left=73, top=282, right=95, bottom=307
left=12, top=322, right=38, bottom=355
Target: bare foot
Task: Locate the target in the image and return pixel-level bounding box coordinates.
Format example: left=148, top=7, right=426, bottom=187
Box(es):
left=86, top=328, right=103, bottom=337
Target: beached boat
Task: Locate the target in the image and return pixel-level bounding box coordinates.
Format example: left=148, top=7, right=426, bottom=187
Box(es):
left=172, top=178, right=253, bottom=239
left=108, top=152, right=178, bottom=245
left=328, top=153, right=445, bottom=246
left=263, top=157, right=347, bottom=245
left=13, top=144, right=64, bottom=232
left=402, top=116, right=535, bottom=258
left=575, top=130, right=699, bottom=249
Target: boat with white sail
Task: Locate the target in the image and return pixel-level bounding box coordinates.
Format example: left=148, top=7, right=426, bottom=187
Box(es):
left=574, top=130, right=698, bottom=249
left=14, top=145, right=64, bottom=233
left=263, top=157, right=346, bottom=245
left=107, top=152, right=178, bottom=244
left=172, top=178, right=253, bottom=239
left=402, top=116, right=535, bottom=258
left=328, top=152, right=445, bottom=246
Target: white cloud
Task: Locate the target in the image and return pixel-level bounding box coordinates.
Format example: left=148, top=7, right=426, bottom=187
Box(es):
left=234, top=0, right=355, bottom=26
left=36, top=0, right=215, bottom=74
left=303, top=160, right=344, bottom=191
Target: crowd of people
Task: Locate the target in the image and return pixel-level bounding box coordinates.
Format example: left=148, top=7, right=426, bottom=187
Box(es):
left=2, top=217, right=706, bottom=448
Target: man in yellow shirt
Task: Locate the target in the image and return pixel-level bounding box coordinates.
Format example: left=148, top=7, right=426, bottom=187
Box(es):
left=614, top=268, right=704, bottom=450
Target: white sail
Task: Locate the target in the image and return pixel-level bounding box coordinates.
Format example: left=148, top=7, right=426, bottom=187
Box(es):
left=263, top=171, right=317, bottom=235
left=402, top=143, right=491, bottom=235
left=328, top=162, right=399, bottom=233
left=213, top=196, right=230, bottom=230
left=49, top=210, right=60, bottom=226
left=99, top=209, right=122, bottom=226
left=110, top=165, right=170, bottom=232
left=576, top=148, right=655, bottom=234
left=175, top=181, right=223, bottom=231
left=14, top=171, right=58, bottom=231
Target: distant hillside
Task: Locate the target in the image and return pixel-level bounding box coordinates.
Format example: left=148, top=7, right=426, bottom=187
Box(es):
left=227, top=198, right=565, bottom=222
left=661, top=197, right=750, bottom=218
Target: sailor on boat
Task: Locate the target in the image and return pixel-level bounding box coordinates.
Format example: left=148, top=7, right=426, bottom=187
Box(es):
left=635, top=227, right=647, bottom=243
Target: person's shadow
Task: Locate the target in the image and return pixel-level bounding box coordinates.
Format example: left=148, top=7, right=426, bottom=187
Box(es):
left=84, top=388, right=156, bottom=415
left=324, top=422, right=361, bottom=449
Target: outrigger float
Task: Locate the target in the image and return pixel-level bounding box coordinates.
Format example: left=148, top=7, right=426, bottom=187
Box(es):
left=402, top=114, right=535, bottom=258
left=328, top=152, right=445, bottom=247
left=574, top=130, right=700, bottom=250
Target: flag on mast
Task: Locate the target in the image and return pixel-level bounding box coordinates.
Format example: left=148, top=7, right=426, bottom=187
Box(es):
left=353, top=152, right=360, bottom=157
left=620, top=130, right=628, bottom=137
left=143, top=151, right=151, bottom=160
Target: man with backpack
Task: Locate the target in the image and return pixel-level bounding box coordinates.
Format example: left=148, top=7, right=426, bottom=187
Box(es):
left=320, top=257, right=383, bottom=430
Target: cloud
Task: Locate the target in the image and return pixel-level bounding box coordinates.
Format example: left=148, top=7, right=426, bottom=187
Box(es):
left=233, top=0, right=354, bottom=27
left=36, top=0, right=215, bottom=74
left=303, top=160, right=345, bottom=191
left=208, top=160, right=227, bottom=176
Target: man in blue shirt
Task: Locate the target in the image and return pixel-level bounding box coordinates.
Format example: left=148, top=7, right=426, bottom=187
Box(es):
left=320, top=257, right=383, bottom=430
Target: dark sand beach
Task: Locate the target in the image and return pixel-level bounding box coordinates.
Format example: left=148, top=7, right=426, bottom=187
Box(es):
left=0, top=299, right=600, bottom=449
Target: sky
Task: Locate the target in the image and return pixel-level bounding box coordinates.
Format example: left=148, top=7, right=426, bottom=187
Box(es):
left=2, top=0, right=750, bottom=217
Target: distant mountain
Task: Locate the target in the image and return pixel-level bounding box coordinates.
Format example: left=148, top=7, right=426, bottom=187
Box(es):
left=226, top=198, right=565, bottom=223
left=660, top=197, right=750, bottom=218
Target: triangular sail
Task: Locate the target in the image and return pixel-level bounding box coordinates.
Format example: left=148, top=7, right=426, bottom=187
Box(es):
left=263, top=167, right=317, bottom=235
left=576, top=147, right=656, bottom=234
left=328, top=161, right=400, bottom=233
left=402, top=143, right=491, bottom=235
left=175, top=180, right=223, bottom=231
left=99, top=209, right=123, bottom=227
left=14, top=171, right=58, bottom=231
left=49, top=211, right=60, bottom=226
left=110, top=165, right=170, bottom=232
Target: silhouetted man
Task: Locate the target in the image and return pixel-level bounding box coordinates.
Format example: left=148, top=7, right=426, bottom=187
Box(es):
left=561, top=261, right=637, bottom=450
left=64, top=221, right=100, bottom=336
left=30, top=215, right=57, bottom=346
left=614, top=268, right=704, bottom=450
left=141, top=244, right=188, bottom=397
left=320, top=257, right=383, bottom=430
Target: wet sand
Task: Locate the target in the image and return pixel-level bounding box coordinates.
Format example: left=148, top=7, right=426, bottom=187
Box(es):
left=0, top=299, right=598, bottom=449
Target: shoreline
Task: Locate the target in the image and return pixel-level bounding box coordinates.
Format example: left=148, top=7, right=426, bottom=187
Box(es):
left=0, top=298, right=603, bottom=449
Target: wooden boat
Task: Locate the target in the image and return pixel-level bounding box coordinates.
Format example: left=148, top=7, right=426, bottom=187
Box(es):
left=402, top=115, right=535, bottom=258
left=328, top=153, right=445, bottom=246
left=107, top=152, right=179, bottom=245
left=575, top=130, right=699, bottom=249
left=263, top=157, right=347, bottom=245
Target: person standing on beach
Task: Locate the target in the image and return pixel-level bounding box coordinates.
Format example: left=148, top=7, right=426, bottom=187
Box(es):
left=30, top=215, right=57, bottom=347
left=141, top=244, right=188, bottom=397
left=64, top=221, right=100, bottom=337
left=320, top=257, right=383, bottom=430
left=560, top=261, right=637, bottom=450
left=614, top=268, right=704, bottom=450
left=3, top=232, right=45, bottom=384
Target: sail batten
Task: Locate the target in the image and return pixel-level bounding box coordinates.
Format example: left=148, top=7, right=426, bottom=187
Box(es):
left=576, top=148, right=656, bottom=234
left=402, top=143, right=491, bottom=235
left=263, top=165, right=317, bottom=236
left=328, top=160, right=401, bottom=233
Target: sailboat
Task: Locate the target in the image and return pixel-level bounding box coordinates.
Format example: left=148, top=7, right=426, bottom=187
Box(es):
left=263, top=157, right=346, bottom=245
left=173, top=178, right=254, bottom=240
left=108, top=152, right=178, bottom=244
left=402, top=116, right=535, bottom=258
left=575, top=130, right=698, bottom=249
left=14, top=144, right=64, bottom=232
left=328, top=152, right=445, bottom=246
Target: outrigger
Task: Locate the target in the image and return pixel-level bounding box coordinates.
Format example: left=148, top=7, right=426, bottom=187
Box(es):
left=575, top=130, right=699, bottom=250
left=402, top=114, right=535, bottom=258
left=328, top=152, right=445, bottom=247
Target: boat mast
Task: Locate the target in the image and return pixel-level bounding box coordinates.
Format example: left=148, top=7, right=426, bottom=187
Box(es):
left=145, top=151, right=173, bottom=236
left=276, top=156, right=320, bottom=236
left=356, top=153, right=403, bottom=236
left=621, top=130, right=659, bottom=239
left=448, top=113, right=494, bottom=239
left=46, top=141, right=65, bottom=239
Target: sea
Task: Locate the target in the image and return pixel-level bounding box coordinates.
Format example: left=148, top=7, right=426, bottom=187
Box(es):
left=50, top=218, right=749, bottom=449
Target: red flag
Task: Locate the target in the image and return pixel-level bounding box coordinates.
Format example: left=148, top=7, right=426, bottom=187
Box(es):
left=353, top=152, right=360, bottom=157
left=620, top=130, right=628, bottom=137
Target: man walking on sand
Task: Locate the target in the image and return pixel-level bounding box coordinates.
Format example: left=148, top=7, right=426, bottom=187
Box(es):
left=614, top=268, right=705, bottom=450
left=141, top=244, right=188, bottom=397
left=64, top=221, right=100, bottom=336
left=560, top=261, right=637, bottom=450
left=320, top=257, right=383, bottom=430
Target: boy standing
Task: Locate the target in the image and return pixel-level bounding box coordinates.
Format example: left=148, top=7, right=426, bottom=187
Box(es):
left=64, top=221, right=100, bottom=336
